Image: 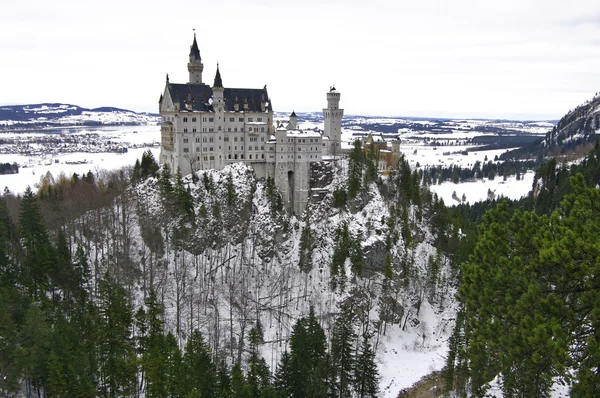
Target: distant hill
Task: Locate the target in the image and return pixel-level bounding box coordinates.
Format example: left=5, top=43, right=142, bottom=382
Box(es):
left=501, top=93, right=600, bottom=160
left=0, top=103, right=159, bottom=130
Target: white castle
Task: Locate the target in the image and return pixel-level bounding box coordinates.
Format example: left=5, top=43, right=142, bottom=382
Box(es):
left=158, top=33, right=344, bottom=213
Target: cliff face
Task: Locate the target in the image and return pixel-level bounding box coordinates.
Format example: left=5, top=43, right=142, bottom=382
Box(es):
left=502, top=93, right=600, bottom=160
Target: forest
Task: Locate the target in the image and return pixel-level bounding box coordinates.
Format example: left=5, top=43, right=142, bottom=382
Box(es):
left=2, top=140, right=600, bottom=397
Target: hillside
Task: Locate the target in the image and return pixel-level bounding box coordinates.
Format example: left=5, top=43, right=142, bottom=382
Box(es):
left=0, top=149, right=460, bottom=397
left=0, top=103, right=159, bottom=130
left=501, top=92, right=600, bottom=160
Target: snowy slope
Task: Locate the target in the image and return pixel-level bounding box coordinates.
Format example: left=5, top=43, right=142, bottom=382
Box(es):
left=68, top=161, right=457, bottom=397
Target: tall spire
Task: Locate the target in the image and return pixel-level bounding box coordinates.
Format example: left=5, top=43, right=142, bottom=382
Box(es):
left=213, top=63, right=223, bottom=88
left=189, top=30, right=201, bottom=60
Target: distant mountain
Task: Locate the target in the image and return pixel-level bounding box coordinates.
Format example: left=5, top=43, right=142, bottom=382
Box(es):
left=502, top=93, right=600, bottom=160
left=0, top=103, right=159, bottom=130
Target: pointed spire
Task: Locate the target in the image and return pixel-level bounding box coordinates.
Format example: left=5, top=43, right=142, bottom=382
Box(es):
left=213, top=63, right=223, bottom=88
left=290, top=110, right=297, bottom=118
left=189, top=30, right=201, bottom=60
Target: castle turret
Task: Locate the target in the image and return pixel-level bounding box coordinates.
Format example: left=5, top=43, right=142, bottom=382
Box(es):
left=188, top=32, right=204, bottom=84
left=287, top=110, right=298, bottom=130
left=323, top=86, right=343, bottom=156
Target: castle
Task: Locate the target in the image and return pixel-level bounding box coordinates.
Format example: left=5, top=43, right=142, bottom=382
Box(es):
left=158, top=33, right=344, bottom=214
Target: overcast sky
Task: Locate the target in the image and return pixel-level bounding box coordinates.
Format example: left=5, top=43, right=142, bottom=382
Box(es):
left=1, top=0, right=599, bottom=120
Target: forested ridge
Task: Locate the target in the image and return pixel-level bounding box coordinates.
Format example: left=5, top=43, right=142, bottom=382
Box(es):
left=441, top=141, right=600, bottom=396
left=0, top=144, right=463, bottom=397
left=3, top=138, right=599, bottom=397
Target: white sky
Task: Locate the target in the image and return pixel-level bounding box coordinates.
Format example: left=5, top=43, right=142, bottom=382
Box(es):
left=1, top=0, right=599, bottom=120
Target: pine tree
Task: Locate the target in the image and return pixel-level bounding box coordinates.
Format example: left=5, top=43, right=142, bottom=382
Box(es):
left=383, top=253, right=393, bottom=280
left=96, top=275, right=136, bottom=397
left=331, top=307, right=356, bottom=397
left=353, top=334, right=379, bottom=397
left=19, top=187, right=55, bottom=299
left=348, top=140, right=364, bottom=199
left=350, top=232, right=364, bottom=279
left=45, top=350, right=67, bottom=397
left=183, top=329, right=217, bottom=397
left=298, top=205, right=314, bottom=273
left=274, top=351, right=292, bottom=397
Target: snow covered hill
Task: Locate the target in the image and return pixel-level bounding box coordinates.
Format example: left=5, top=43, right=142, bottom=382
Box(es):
left=70, top=161, right=457, bottom=397
left=0, top=103, right=159, bottom=129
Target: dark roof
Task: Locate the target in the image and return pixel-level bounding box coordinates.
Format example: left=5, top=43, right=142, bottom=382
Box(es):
left=213, top=65, right=223, bottom=88
left=290, top=111, right=297, bottom=118
left=166, top=83, right=273, bottom=113
left=189, top=34, right=201, bottom=60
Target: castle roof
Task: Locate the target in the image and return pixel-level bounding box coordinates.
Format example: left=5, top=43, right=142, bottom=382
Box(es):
left=189, top=33, right=201, bottom=60
left=290, top=110, right=297, bottom=118
left=166, top=83, right=272, bottom=113
left=213, top=65, right=223, bottom=88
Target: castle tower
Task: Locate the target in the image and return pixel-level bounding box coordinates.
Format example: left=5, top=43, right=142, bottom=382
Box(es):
left=287, top=110, right=298, bottom=130
left=188, top=32, right=204, bottom=84
left=212, top=64, right=225, bottom=169
left=323, top=86, right=343, bottom=156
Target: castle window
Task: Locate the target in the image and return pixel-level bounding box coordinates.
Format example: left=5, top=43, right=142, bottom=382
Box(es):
left=228, top=154, right=231, bottom=159
left=249, top=155, right=252, bottom=159
left=239, top=117, right=243, bottom=122
left=209, top=128, right=214, bottom=132
left=255, top=146, right=258, bottom=150
left=203, top=117, right=207, bottom=122
left=234, top=137, right=238, bottom=142
left=224, top=136, right=229, bottom=142
left=183, top=148, right=189, bottom=153
left=210, top=147, right=214, bottom=151
left=192, top=117, right=197, bottom=122
left=261, top=146, right=264, bottom=150
left=248, top=127, right=253, bottom=132
left=258, top=117, right=262, bottom=122
left=218, top=126, right=222, bottom=131
left=183, top=129, right=188, bottom=133
left=183, top=138, right=189, bottom=143
left=209, top=117, right=214, bottom=122
left=298, top=147, right=301, bottom=151
left=229, top=117, right=235, bottom=122
left=261, top=154, right=265, bottom=159
left=234, top=128, right=238, bottom=132
left=261, top=136, right=264, bottom=141
left=235, top=146, right=237, bottom=150
left=209, top=137, right=214, bottom=143
left=235, top=154, right=238, bottom=159
left=248, top=117, right=253, bottom=122
left=261, top=127, right=265, bottom=132
left=241, top=154, right=244, bottom=159
left=241, top=146, right=244, bottom=150
left=204, top=156, right=208, bottom=161
left=227, top=127, right=231, bottom=132
left=210, top=156, right=214, bottom=160
left=203, top=128, right=207, bottom=132
left=193, top=128, right=197, bottom=133
left=281, top=156, right=283, bottom=159
left=203, top=137, right=207, bottom=143
left=203, top=147, right=207, bottom=152
left=196, top=137, right=200, bottom=143
left=196, top=147, right=200, bottom=152
left=228, top=146, right=231, bottom=150
left=183, top=117, right=188, bottom=122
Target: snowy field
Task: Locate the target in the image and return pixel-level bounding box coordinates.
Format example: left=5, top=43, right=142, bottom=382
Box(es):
left=0, top=125, right=160, bottom=194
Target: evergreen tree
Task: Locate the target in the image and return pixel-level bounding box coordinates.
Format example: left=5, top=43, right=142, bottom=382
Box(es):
left=183, top=329, right=217, bottom=397
left=96, top=275, right=136, bottom=397
left=331, top=307, right=356, bottom=397
left=274, top=351, right=292, bottom=397
left=298, top=205, right=314, bottom=273
left=350, top=232, right=364, bottom=279
left=353, top=334, right=379, bottom=397
left=19, top=187, right=55, bottom=299
left=348, top=140, right=364, bottom=198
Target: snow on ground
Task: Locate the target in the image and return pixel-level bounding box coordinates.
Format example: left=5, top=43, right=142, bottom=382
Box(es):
left=378, top=299, right=456, bottom=397
left=430, top=172, right=535, bottom=205
left=0, top=125, right=159, bottom=194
